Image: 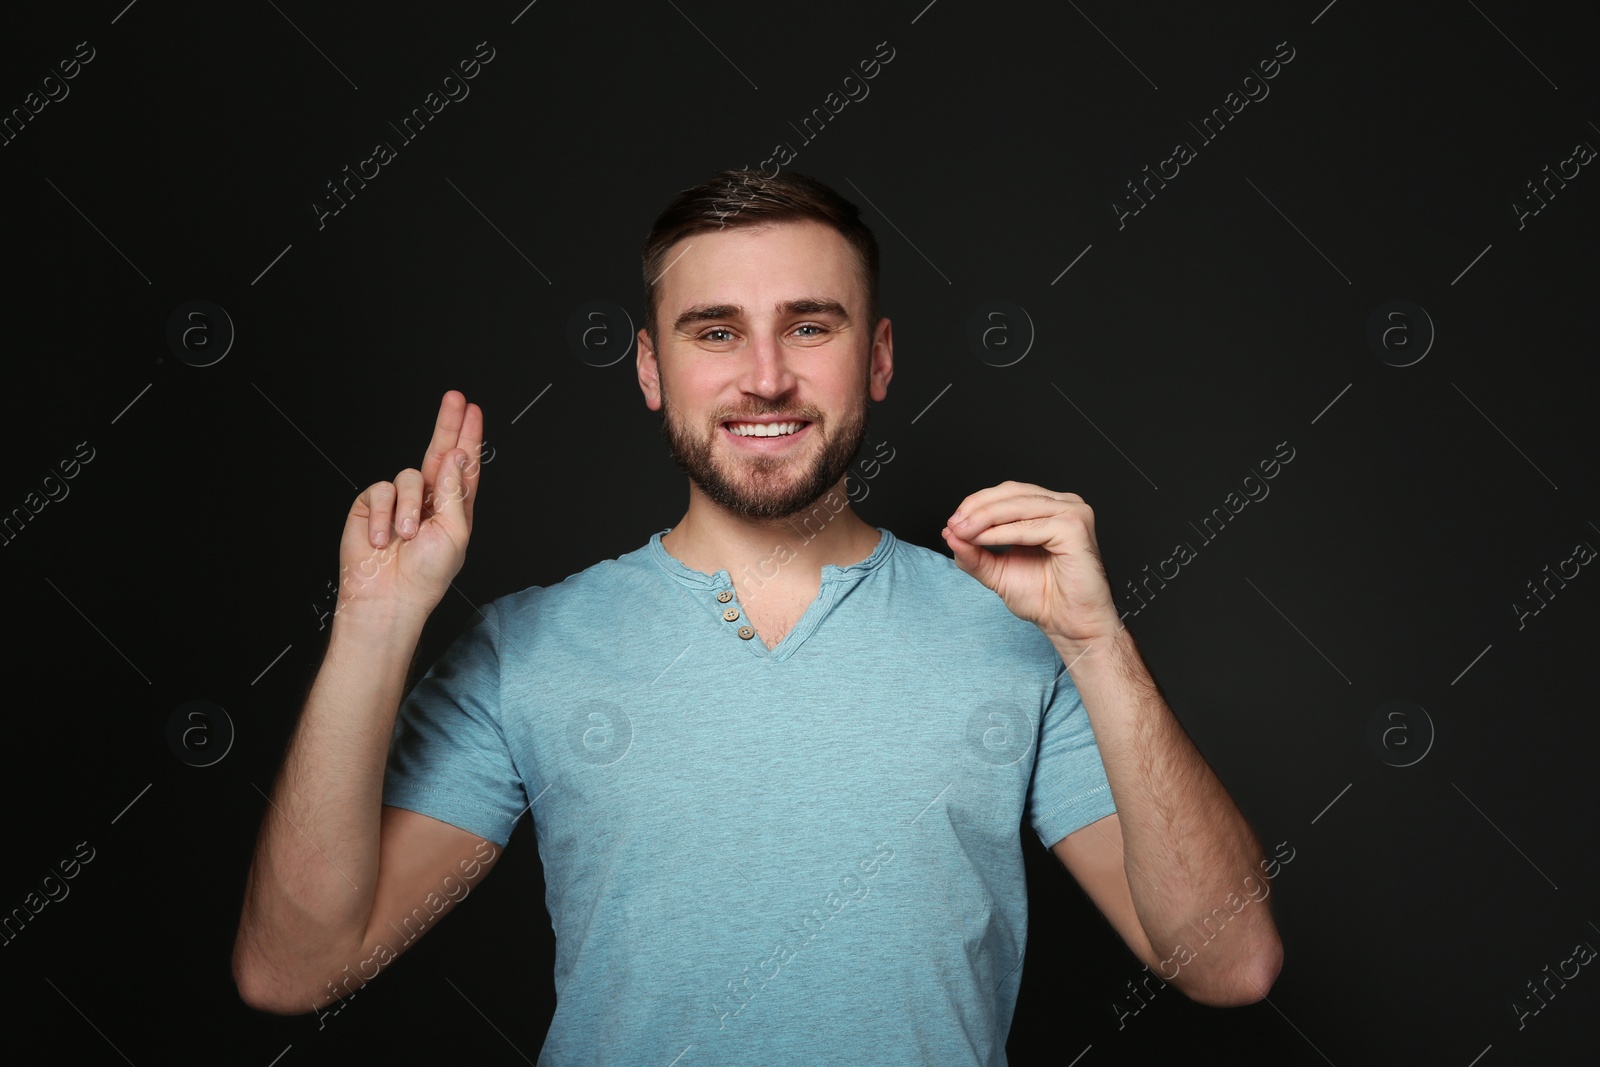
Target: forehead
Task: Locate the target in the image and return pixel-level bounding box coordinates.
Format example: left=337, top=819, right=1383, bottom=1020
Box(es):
left=656, top=220, right=865, bottom=318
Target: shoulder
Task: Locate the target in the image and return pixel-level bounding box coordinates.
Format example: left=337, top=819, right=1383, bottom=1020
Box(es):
left=878, top=530, right=1054, bottom=648
left=485, top=536, right=661, bottom=632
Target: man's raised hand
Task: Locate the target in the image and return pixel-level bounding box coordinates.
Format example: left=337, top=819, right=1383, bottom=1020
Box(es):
left=336, top=390, right=484, bottom=623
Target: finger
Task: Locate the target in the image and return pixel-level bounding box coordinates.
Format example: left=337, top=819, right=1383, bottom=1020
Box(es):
left=432, top=448, right=470, bottom=530
left=456, top=402, right=483, bottom=527
left=948, top=481, right=1076, bottom=523
left=393, top=468, right=424, bottom=539
left=365, top=480, right=396, bottom=548
left=942, top=526, right=999, bottom=584
left=419, top=390, right=468, bottom=496
left=951, top=492, right=1081, bottom=539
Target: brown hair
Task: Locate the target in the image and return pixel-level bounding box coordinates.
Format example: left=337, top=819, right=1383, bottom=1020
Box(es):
left=640, top=169, right=881, bottom=350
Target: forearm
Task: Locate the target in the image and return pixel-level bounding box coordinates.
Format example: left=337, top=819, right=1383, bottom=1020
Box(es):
left=1060, top=626, right=1282, bottom=1003
left=234, top=608, right=428, bottom=1006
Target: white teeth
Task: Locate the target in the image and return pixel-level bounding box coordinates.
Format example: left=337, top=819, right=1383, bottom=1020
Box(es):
left=728, top=421, right=804, bottom=437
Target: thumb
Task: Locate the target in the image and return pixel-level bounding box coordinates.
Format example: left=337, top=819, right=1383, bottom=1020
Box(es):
left=943, top=527, right=997, bottom=588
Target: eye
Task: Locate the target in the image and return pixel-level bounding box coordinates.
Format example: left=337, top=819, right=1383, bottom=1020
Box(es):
left=788, top=323, right=832, bottom=345
left=697, top=327, right=739, bottom=346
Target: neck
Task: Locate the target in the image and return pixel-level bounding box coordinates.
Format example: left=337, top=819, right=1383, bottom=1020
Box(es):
left=661, top=477, right=880, bottom=590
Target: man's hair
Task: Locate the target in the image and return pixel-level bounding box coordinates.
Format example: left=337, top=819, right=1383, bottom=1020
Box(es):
left=640, top=169, right=881, bottom=351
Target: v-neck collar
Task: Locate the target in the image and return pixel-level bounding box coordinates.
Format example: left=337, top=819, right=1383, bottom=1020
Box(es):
left=645, top=526, right=895, bottom=662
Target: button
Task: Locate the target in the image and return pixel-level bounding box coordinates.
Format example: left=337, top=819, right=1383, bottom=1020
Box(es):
left=723, top=608, right=741, bottom=622
left=716, top=590, right=733, bottom=603
left=737, top=626, right=755, bottom=640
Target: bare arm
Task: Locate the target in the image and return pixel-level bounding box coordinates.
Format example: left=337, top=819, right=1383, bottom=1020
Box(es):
left=1050, top=628, right=1282, bottom=1006
left=233, top=391, right=492, bottom=1014
left=940, top=483, right=1282, bottom=1006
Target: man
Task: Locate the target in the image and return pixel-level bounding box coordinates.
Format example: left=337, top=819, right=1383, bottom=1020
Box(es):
left=233, top=170, right=1282, bottom=1063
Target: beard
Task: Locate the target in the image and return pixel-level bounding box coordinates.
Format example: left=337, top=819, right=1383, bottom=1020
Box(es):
left=658, top=382, right=870, bottom=521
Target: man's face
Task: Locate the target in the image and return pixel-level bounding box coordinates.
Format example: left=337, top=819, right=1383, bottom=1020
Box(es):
left=638, top=220, right=892, bottom=522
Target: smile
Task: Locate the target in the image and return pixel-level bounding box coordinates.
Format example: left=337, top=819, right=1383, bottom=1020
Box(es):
left=725, top=420, right=808, bottom=437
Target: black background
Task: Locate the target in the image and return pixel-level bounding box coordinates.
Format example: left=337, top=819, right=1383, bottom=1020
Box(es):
left=2, top=1, right=1597, bottom=1064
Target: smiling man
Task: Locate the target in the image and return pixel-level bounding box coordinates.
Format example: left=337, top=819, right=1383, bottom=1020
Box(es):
left=233, top=169, right=1282, bottom=1065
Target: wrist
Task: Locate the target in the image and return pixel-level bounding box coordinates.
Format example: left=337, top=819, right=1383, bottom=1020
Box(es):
left=328, top=601, right=431, bottom=652
left=1050, top=621, right=1135, bottom=676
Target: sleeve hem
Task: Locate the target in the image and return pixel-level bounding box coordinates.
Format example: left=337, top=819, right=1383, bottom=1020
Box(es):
left=382, top=788, right=515, bottom=848
left=1031, top=783, right=1116, bottom=849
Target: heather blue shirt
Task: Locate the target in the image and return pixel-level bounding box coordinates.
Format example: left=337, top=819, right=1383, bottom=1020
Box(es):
left=383, top=526, right=1116, bottom=1066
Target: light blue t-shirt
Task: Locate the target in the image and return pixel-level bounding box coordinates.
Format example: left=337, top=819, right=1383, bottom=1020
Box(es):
left=382, top=526, right=1116, bottom=1066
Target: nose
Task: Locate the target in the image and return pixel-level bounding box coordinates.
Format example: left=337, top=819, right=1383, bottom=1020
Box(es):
left=737, top=330, right=797, bottom=398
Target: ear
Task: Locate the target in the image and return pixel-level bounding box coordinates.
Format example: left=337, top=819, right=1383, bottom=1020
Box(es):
left=868, top=316, right=893, bottom=401
left=637, top=327, right=662, bottom=411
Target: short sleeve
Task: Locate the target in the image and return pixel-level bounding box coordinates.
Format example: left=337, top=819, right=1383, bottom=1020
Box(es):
left=382, top=599, right=527, bottom=847
left=1025, top=665, right=1116, bottom=848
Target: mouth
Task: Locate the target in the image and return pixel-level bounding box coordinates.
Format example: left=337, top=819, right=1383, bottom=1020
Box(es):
left=721, top=419, right=812, bottom=447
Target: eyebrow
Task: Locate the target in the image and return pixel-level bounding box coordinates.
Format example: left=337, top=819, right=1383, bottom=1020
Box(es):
left=671, top=298, right=850, bottom=334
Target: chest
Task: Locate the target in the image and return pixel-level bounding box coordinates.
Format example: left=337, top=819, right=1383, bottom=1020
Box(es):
left=733, top=582, right=818, bottom=650
left=739, top=596, right=809, bottom=649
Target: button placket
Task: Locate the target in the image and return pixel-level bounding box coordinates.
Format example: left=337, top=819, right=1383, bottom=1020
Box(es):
left=713, top=589, right=754, bottom=640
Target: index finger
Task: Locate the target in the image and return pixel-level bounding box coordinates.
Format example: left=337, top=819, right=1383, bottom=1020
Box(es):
left=420, top=390, right=474, bottom=486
